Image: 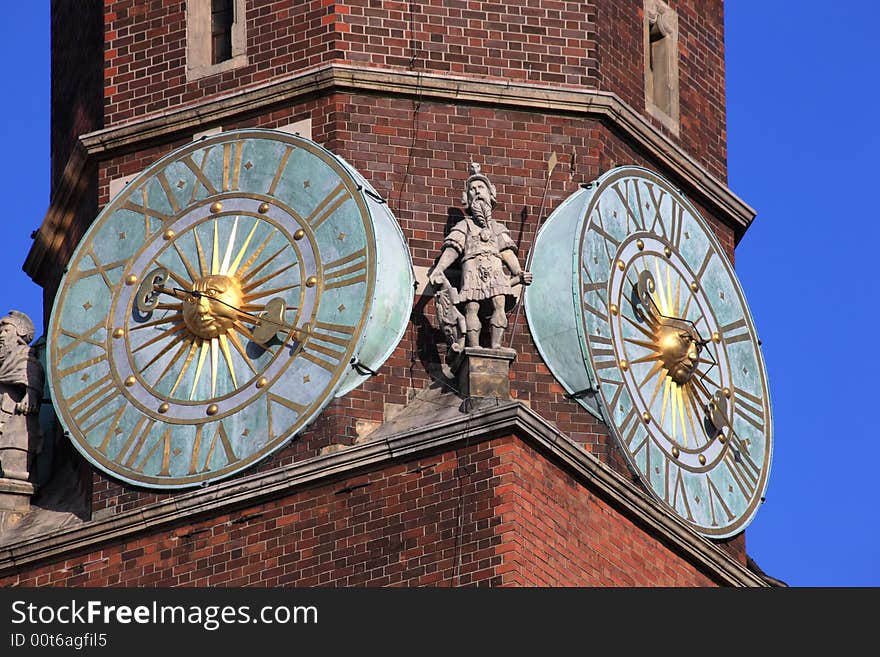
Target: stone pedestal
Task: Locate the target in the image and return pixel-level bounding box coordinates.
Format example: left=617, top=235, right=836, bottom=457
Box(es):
left=457, top=347, right=516, bottom=402
left=0, top=478, right=34, bottom=533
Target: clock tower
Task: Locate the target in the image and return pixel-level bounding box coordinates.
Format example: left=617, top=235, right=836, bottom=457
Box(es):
left=0, top=0, right=782, bottom=587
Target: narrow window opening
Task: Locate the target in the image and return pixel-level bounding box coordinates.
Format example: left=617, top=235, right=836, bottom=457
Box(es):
left=211, top=0, right=234, bottom=65
left=649, top=21, right=671, bottom=115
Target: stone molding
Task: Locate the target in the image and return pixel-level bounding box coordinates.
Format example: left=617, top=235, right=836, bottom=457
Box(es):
left=0, top=399, right=766, bottom=586
left=25, top=63, right=755, bottom=285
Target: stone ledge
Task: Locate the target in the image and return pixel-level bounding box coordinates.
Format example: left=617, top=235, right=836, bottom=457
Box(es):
left=0, top=398, right=766, bottom=587
left=25, top=63, right=755, bottom=286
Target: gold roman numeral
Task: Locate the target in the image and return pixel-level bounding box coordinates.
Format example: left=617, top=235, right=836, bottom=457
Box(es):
left=581, top=267, right=609, bottom=319
left=301, top=321, right=355, bottom=372
left=597, top=374, right=625, bottom=412
left=118, top=419, right=173, bottom=476
left=731, top=386, right=766, bottom=437
left=265, top=393, right=308, bottom=442
left=587, top=332, right=615, bottom=362
left=222, top=139, right=246, bottom=192
left=307, top=182, right=350, bottom=231
left=581, top=279, right=608, bottom=298
left=705, top=474, right=735, bottom=525
left=617, top=406, right=641, bottom=449
left=74, top=249, right=130, bottom=291
left=733, top=393, right=766, bottom=434
left=718, top=318, right=751, bottom=345
left=67, top=373, right=117, bottom=426
left=645, top=183, right=685, bottom=248
left=182, top=148, right=219, bottom=201
left=324, top=248, right=368, bottom=289
left=694, top=248, right=714, bottom=281
left=724, top=448, right=759, bottom=500
left=154, top=170, right=181, bottom=215
left=611, top=179, right=645, bottom=231
left=267, top=145, right=295, bottom=196
left=57, top=320, right=107, bottom=361
left=669, top=466, right=695, bottom=522
left=55, top=318, right=110, bottom=379
left=121, top=186, right=174, bottom=226
left=191, top=422, right=237, bottom=473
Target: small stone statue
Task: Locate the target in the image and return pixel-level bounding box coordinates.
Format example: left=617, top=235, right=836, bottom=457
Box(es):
left=0, top=311, right=43, bottom=483
left=430, top=162, right=532, bottom=358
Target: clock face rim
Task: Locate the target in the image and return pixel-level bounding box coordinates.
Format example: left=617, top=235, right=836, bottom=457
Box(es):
left=575, top=166, right=773, bottom=538
left=47, top=129, right=380, bottom=489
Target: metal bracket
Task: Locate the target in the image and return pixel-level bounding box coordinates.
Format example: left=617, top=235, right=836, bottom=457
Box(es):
left=350, top=358, right=379, bottom=376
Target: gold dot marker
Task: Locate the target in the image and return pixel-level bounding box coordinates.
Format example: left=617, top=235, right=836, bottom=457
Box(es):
left=617, top=259, right=625, bottom=271
left=294, top=229, right=305, bottom=241
left=712, top=331, right=720, bottom=343
left=256, top=377, right=268, bottom=388
left=672, top=446, right=680, bottom=458
left=664, top=246, right=672, bottom=258
left=718, top=432, right=726, bottom=443
left=258, top=202, right=270, bottom=214
left=210, top=201, right=223, bottom=213
left=610, top=304, right=619, bottom=315
left=642, top=412, right=651, bottom=424
left=125, top=275, right=138, bottom=285
left=112, top=328, right=124, bottom=339
left=699, top=454, right=706, bottom=465
left=636, top=239, right=644, bottom=250
left=619, top=359, right=628, bottom=371
left=306, top=276, right=318, bottom=288
left=124, top=376, right=136, bottom=387
left=206, top=404, right=219, bottom=416
left=690, top=281, right=699, bottom=292
left=158, top=403, right=169, bottom=414
left=163, top=229, right=175, bottom=240
left=723, top=387, right=731, bottom=398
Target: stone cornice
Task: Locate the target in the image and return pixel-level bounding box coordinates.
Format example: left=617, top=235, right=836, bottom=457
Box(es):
left=0, top=400, right=766, bottom=586
left=25, top=63, right=755, bottom=285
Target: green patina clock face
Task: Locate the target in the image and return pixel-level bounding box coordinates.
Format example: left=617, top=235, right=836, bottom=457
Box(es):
left=578, top=168, right=772, bottom=537
left=526, top=166, right=772, bottom=538
left=48, top=129, right=396, bottom=489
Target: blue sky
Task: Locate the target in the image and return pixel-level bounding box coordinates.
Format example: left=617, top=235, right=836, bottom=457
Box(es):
left=0, top=2, right=874, bottom=587
left=726, top=1, right=877, bottom=586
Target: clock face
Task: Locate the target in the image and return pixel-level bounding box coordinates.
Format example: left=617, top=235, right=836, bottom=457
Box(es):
left=526, top=166, right=772, bottom=538
left=48, top=129, right=410, bottom=489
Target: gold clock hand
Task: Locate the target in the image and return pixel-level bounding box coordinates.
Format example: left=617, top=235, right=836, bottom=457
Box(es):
left=174, top=288, right=309, bottom=344
left=135, top=269, right=311, bottom=344
left=252, top=297, right=286, bottom=345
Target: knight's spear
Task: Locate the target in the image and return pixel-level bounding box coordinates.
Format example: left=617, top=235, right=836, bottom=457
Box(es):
left=507, top=150, right=558, bottom=348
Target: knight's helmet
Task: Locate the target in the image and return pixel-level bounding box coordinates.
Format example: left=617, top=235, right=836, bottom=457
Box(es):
left=2, top=310, right=35, bottom=345
left=461, top=161, right=497, bottom=209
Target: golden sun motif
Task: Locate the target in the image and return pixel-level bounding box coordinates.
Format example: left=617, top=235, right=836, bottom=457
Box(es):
left=130, top=217, right=301, bottom=401
left=619, top=257, right=723, bottom=450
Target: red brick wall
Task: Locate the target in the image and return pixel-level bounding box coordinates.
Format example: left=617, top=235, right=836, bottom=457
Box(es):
left=596, top=0, right=727, bottom=180
left=0, top=435, right=721, bottom=587
left=103, top=0, right=341, bottom=126
left=101, top=1, right=725, bottom=176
